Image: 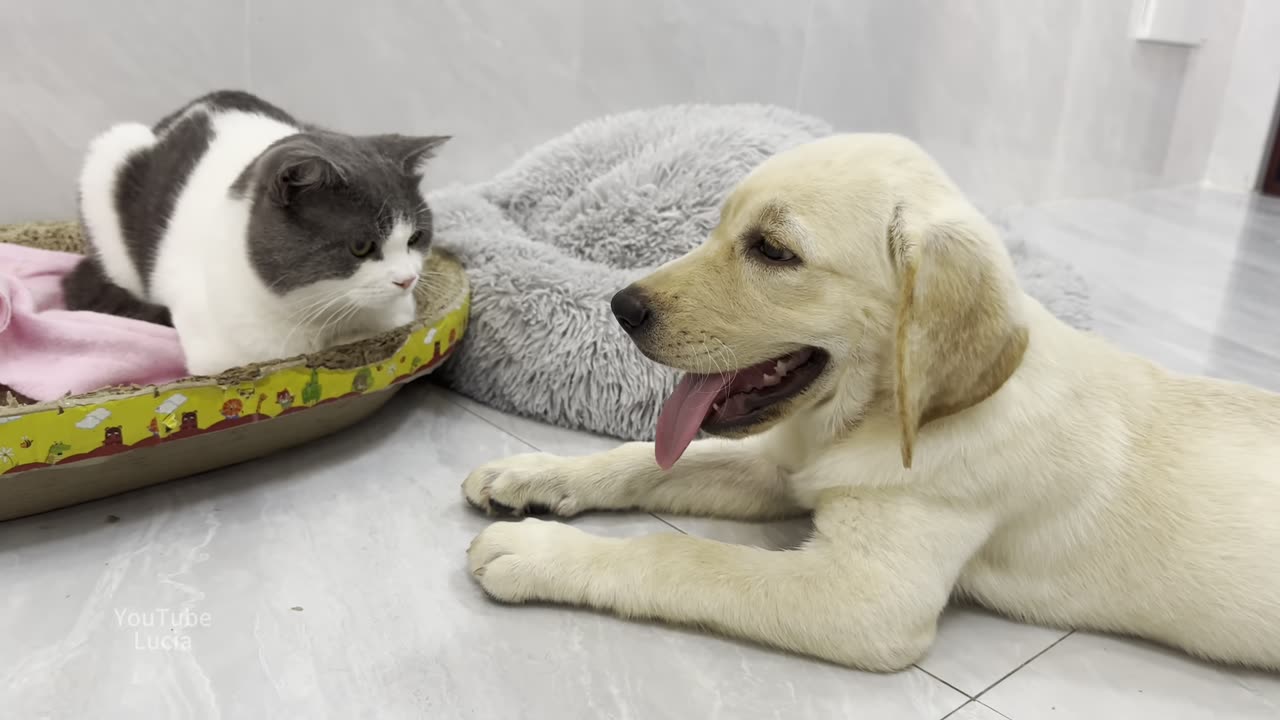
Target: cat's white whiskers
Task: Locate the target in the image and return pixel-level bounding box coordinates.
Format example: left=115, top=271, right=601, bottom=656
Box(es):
left=280, top=291, right=350, bottom=356
left=287, top=290, right=336, bottom=316
left=416, top=281, right=446, bottom=298
left=334, top=301, right=364, bottom=335
left=286, top=290, right=347, bottom=325
left=315, top=298, right=362, bottom=346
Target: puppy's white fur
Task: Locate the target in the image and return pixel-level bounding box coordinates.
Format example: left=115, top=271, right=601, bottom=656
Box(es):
left=463, top=134, right=1280, bottom=671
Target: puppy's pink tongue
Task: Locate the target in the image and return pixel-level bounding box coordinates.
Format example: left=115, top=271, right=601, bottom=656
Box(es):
left=655, top=372, right=731, bottom=470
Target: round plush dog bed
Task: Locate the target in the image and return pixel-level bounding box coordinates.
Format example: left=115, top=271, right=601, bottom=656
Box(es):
left=0, top=221, right=469, bottom=521
left=430, top=105, right=1092, bottom=441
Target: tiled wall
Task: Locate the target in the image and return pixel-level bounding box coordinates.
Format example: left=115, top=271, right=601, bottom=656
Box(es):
left=0, top=0, right=1249, bottom=222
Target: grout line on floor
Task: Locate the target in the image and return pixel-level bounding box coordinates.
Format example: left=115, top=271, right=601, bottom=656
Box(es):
left=937, top=697, right=1017, bottom=720
left=973, top=629, right=1074, bottom=702
left=978, top=700, right=1016, bottom=720
left=915, top=664, right=972, bottom=699
left=438, top=388, right=622, bottom=458
left=439, top=390, right=542, bottom=453
left=650, top=514, right=689, bottom=534
left=936, top=699, right=976, bottom=720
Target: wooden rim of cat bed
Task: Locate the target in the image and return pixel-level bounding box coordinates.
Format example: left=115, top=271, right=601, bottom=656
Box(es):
left=0, top=221, right=470, bottom=521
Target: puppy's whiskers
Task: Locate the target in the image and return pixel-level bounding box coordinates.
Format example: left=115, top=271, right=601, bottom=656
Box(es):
left=711, top=337, right=741, bottom=388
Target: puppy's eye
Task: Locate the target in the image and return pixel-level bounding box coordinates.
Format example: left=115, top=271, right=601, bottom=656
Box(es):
left=407, top=230, right=426, bottom=247
left=753, top=237, right=798, bottom=265
left=350, top=239, right=375, bottom=257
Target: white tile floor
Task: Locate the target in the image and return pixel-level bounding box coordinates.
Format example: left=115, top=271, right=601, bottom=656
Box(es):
left=1, top=186, right=1278, bottom=718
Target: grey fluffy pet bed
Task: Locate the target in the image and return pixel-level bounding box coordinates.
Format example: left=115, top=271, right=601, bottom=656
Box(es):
left=431, top=105, right=1091, bottom=441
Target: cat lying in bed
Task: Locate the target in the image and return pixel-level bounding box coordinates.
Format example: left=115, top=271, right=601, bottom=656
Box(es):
left=64, top=90, right=449, bottom=376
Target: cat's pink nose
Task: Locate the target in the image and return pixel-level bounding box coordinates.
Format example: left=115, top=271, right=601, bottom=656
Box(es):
left=392, top=274, right=418, bottom=290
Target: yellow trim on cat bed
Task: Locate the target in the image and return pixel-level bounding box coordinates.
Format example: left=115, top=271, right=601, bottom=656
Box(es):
left=0, top=221, right=469, bottom=519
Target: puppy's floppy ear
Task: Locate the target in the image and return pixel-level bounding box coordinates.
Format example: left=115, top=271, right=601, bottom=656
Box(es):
left=888, top=200, right=1028, bottom=469
left=261, top=136, right=345, bottom=207
left=373, top=134, right=451, bottom=176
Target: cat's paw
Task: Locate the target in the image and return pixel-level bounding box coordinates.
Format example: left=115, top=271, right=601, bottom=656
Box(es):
left=467, top=518, right=592, bottom=604
left=462, top=453, right=583, bottom=517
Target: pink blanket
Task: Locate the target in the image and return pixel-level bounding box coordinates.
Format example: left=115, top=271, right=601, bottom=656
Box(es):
left=0, top=244, right=187, bottom=401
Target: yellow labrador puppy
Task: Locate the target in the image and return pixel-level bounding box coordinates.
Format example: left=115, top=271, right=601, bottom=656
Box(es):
left=463, top=134, right=1280, bottom=671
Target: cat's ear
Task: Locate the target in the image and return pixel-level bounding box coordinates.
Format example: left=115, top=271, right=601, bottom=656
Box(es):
left=376, top=135, right=450, bottom=176
left=262, top=137, right=345, bottom=208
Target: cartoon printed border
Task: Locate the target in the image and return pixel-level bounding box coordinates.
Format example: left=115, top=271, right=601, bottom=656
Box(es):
left=0, top=298, right=468, bottom=476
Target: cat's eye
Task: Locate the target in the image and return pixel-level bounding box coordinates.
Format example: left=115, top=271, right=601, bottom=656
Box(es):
left=350, top=239, right=375, bottom=257
left=408, top=230, right=425, bottom=247
left=750, top=235, right=799, bottom=265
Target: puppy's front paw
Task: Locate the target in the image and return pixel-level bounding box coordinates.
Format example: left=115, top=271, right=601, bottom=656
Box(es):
left=462, top=453, right=583, bottom=517
left=466, top=518, right=593, bottom=603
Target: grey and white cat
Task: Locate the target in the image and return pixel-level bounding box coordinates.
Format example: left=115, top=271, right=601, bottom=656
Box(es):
left=64, top=90, right=449, bottom=376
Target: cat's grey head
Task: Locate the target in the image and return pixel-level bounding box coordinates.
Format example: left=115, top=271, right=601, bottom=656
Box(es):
left=233, top=131, right=449, bottom=310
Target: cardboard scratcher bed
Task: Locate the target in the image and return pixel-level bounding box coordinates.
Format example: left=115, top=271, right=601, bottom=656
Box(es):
left=0, top=221, right=470, bottom=521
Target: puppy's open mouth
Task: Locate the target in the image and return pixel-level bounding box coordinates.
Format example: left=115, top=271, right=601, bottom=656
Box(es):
left=655, top=347, right=829, bottom=469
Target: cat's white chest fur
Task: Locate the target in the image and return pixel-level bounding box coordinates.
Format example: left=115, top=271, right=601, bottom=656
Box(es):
left=151, top=113, right=300, bottom=375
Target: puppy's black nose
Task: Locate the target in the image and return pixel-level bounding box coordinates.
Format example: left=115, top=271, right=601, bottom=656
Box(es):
left=610, top=287, right=651, bottom=334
